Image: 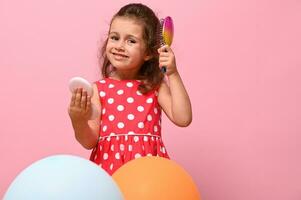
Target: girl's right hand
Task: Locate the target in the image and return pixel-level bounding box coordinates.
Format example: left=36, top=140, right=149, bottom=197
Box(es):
left=68, top=88, right=92, bottom=123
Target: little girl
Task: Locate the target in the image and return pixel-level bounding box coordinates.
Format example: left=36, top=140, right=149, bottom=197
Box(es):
left=68, top=3, right=192, bottom=175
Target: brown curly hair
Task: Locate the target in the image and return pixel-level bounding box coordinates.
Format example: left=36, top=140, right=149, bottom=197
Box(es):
left=98, top=3, right=163, bottom=94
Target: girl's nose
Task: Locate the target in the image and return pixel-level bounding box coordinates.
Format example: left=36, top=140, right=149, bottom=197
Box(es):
left=115, top=41, right=125, bottom=51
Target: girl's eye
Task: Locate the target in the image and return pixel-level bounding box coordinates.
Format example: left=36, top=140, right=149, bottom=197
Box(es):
left=128, top=39, right=136, bottom=44
left=110, top=36, right=119, bottom=40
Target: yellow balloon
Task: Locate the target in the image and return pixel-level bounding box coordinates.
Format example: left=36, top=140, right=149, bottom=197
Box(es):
left=112, top=157, right=201, bottom=200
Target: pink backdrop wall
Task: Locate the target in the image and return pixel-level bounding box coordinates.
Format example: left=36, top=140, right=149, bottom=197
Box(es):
left=1, top=0, right=300, bottom=199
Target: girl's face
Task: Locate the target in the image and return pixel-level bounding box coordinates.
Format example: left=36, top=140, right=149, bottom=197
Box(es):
left=106, top=17, right=151, bottom=74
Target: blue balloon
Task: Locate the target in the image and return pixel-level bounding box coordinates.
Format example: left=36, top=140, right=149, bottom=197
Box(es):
left=4, top=154, right=124, bottom=200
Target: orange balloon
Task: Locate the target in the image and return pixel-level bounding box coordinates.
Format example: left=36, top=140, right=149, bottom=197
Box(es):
left=112, top=157, right=201, bottom=200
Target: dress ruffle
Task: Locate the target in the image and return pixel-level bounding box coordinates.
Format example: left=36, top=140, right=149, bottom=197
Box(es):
left=90, top=134, right=169, bottom=175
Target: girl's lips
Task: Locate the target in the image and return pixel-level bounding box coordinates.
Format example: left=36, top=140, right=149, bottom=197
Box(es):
left=112, top=53, right=128, bottom=58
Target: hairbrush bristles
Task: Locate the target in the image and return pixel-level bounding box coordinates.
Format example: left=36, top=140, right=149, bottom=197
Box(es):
left=158, top=16, right=174, bottom=73
left=159, top=18, right=165, bottom=47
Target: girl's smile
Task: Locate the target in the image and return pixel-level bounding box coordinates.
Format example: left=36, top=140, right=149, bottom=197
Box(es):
left=112, top=52, right=129, bottom=60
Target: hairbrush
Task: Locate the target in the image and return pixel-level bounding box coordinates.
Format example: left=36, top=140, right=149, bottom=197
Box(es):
left=159, top=16, right=174, bottom=73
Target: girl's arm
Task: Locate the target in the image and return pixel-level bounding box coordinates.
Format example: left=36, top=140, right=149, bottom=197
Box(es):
left=158, top=45, right=192, bottom=127
left=68, top=84, right=100, bottom=149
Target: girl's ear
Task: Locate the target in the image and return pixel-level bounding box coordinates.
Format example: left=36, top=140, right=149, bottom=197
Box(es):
left=144, top=49, right=154, bottom=61
left=144, top=54, right=152, bottom=61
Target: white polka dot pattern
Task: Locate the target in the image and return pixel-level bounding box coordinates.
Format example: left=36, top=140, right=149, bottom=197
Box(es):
left=117, top=122, right=124, bottom=129
left=127, top=97, right=134, bottom=103
left=146, top=98, right=153, bottom=103
left=126, top=82, right=133, bottom=87
left=108, top=98, right=114, bottom=104
left=117, top=89, right=124, bottom=95
left=117, top=105, right=124, bottom=111
left=135, top=153, right=141, bottom=159
left=134, top=136, right=139, bottom=142
left=137, top=106, right=144, bottom=112
left=108, top=115, right=115, bottom=121
left=100, top=91, right=106, bottom=97
left=90, top=78, right=168, bottom=175
left=128, top=131, right=134, bottom=135
left=138, top=122, right=144, bottom=129
left=127, top=114, right=135, bottom=120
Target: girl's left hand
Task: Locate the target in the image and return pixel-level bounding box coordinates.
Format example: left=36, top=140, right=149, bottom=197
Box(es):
left=158, top=45, right=177, bottom=76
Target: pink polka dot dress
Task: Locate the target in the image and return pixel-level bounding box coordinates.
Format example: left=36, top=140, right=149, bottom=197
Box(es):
left=90, top=77, right=169, bottom=175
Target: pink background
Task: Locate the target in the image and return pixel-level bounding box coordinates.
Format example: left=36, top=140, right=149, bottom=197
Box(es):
left=1, top=0, right=300, bottom=199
